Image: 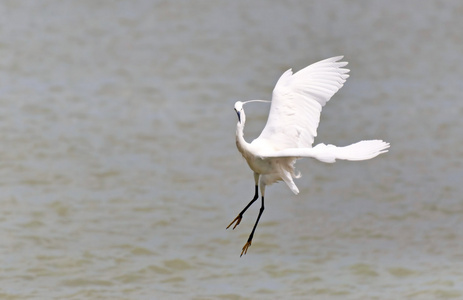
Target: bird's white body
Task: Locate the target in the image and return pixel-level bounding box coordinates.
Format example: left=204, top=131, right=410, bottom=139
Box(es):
left=236, top=125, right=301, bottom=194
left=229, top=56, right=390, bottom=255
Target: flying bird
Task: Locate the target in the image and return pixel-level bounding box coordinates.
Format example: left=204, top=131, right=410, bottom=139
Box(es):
left=227, top=56, right=390, bottom=256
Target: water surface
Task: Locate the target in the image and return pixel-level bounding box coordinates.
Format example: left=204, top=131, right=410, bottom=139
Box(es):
left=1, top=1, right=463, bottom=299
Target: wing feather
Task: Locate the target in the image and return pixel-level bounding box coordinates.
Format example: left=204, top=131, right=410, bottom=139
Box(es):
left=259, top=140, right=390, bottom=163
left=254, top=56, right=349, bottom=151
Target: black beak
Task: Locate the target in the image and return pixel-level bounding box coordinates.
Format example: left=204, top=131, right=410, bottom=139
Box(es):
left=236, top=111, right=241, bottom=123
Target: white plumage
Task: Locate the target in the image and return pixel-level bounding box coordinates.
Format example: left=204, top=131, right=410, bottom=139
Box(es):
left=259, top=56, right=349, bottom=149
left=228, top=56, right=390, bottom=256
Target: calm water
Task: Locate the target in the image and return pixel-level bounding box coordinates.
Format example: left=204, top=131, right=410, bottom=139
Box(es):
left=1, top=1, right=463, bottom=299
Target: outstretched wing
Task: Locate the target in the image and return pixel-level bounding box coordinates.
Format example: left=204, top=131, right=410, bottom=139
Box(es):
left=259, top=140, right=390, bottom=163
left=254, top=56, right=349, bottom=150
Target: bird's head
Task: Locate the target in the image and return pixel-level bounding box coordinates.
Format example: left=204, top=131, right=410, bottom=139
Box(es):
left=234, top=101, right=244, bottom=123
left=234, top=100, right=270, bottom=124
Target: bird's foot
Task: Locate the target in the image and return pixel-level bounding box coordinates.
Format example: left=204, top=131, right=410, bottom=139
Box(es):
left=240, top=240, right=252, bottom=257
left=226, top=215, right=242, bottom=230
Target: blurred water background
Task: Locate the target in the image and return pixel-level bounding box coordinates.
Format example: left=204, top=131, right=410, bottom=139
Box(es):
left=1, top=1, right=463, bottom=299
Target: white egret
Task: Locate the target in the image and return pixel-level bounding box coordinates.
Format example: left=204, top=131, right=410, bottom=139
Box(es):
left=227, top=56, right=390, bottom=256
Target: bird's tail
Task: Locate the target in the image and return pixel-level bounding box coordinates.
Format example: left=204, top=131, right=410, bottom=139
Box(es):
left=311, top=140, right=390, bottom=163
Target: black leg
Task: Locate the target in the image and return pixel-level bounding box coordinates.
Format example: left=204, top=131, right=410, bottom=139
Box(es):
left=241, top=196, right=265, bottom=256
left=226, top=185, right=258, bottom=230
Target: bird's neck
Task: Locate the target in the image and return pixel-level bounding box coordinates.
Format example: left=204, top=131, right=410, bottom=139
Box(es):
left=235, top=120, right=250, bottom=156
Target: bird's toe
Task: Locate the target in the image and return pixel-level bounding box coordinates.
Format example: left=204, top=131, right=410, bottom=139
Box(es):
left=226, top=215, right=242, bottom=230
left=240, top=241, right=252, bottom=257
